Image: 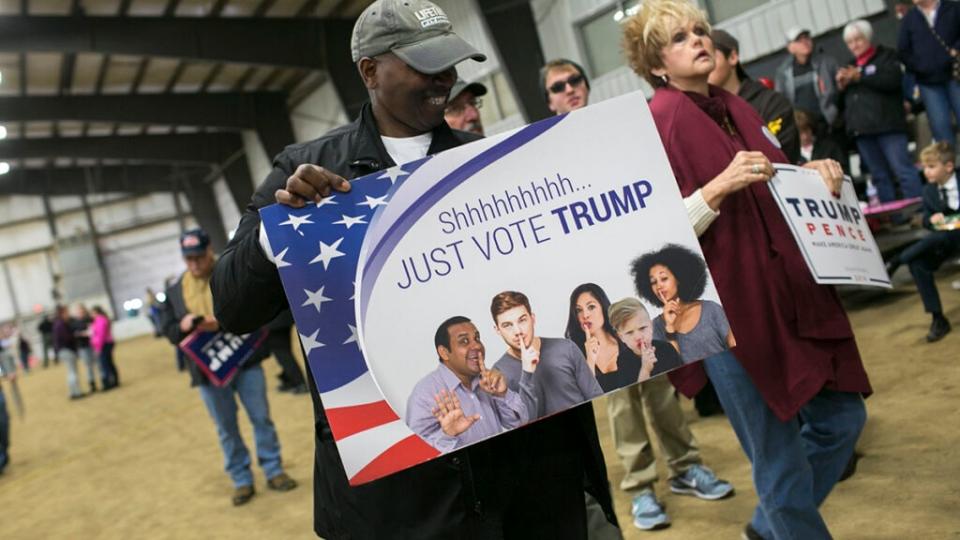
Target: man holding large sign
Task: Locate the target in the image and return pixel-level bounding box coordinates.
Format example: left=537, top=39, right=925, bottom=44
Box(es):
left=211, top=1, right=618, bottom=537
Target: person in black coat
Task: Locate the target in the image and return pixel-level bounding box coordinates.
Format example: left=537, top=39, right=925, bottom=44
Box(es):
left=886, top=142, right=960, bottom=342
left=209, top=1, right=617, bottom=538
left=898, top=0, right=960, bottom=146
left=839, top=19, right=921, bottom=202
left=709, top=29, right=801, bottom=164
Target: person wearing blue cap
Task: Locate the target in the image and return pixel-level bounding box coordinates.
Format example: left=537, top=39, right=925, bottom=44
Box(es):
left=159, top=228, right=297, bottom=506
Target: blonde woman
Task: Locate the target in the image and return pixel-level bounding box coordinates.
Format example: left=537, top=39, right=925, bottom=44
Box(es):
left=622, top=1, right=870, bottom=538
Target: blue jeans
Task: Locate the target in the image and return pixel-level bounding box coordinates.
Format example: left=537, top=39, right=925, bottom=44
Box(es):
left=918, top=81, right=960, bottom=146
left=97, top=342, right=119, bottom=388
left=0, top=388, right=8, bottom=473
left=856, top=133, right=922, bottom=202
left=197, top=365, right=284, bottom=488
left=703, top=351, right=866, bottom=540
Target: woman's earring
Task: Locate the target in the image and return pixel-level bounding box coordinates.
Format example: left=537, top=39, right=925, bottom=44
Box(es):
left=660, top=74, right=669, bottom=85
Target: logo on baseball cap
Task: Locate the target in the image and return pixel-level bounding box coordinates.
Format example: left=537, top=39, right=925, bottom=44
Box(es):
left=351, top=0, right=487, bottom=74
left=180, top=228, right=210, bottom=256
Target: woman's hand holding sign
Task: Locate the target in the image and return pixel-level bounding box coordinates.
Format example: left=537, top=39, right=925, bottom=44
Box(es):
left=275, top=164, right=352, bottom=207
left=801, top=159, right=844, bottom=198
left=432, top=389, right=479, bottom=438
left=702, top=151, right=774, bottom=210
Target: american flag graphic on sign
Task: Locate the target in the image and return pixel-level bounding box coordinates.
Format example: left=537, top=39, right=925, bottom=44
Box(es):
left=260, top=116, right=565, bottom=485
left=260, top=158, right=440, bottom=486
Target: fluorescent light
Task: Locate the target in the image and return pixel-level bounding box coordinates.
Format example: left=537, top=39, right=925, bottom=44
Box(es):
left=0, top=125, right=7, bottom=140
left=0, top=162, right=10, bottom=175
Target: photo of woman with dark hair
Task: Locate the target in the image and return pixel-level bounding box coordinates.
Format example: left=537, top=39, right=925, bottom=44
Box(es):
left=631, top=244, right=734, bottom=363
left=565, top=283, right=682, bottom=392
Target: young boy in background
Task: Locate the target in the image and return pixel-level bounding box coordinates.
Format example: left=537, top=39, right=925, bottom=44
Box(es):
left=886, top=141, right=960, bottom=342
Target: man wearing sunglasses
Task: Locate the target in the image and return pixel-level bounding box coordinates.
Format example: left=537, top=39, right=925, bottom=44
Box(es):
left=541, top=58, right=592, bottom=115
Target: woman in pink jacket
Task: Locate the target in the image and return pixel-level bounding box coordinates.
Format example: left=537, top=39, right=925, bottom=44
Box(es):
left=90, top=306, right=119, bottom=390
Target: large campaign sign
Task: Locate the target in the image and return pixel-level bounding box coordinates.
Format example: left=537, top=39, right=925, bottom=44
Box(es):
left=180, top=329, right=268, bottom=387
left=768, top=165, right=890, bottom=288
left=260, top=92, right=732, bottom=485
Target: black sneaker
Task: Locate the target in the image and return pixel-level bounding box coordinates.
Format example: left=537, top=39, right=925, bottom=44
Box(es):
left=741, top=523, right=765, bottom=540
left=927, top=317, right=951, bottom=343
left=884, top=258, right=900, bottom=278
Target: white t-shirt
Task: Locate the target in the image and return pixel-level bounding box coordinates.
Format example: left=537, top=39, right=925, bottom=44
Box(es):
left=941, top=173, right=959, bottom=210
left=380, top=133, right=433, bottom=166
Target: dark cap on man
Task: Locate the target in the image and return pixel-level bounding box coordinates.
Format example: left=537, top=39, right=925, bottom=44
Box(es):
left=449, top=78, right=487, bottom=102
left=180, top=228, right=210, bottom=256
left=351, top=0, right=487, bottom=74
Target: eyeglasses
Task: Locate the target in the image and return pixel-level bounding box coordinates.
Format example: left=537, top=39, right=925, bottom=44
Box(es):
left=547, top=74, right=585, bottom=94
left=445, top=97, right=483, bottom=114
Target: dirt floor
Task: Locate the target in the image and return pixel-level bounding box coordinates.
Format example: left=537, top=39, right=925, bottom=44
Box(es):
left=1, top=271, right=959, bottom=539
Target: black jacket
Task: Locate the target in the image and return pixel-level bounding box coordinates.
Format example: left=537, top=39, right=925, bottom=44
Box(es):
left=922, top=177, right=960, bottom=229
left=841, top=46, right=908, bottom=137
left=898, top=1, right=960, bottom=85
left=738, top=78, right=801, bottom=164
left=211, top=103, right=617, bottom=539
left=159, top=273, right=268, bottom=387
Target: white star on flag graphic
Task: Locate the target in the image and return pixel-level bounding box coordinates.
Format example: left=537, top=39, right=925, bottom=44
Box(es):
left=298, top=329, right=325, bottom=356
left=377, top=166, right=409, bottom=184
left=279, top=213, right=314, bottom=236
left=302, top=286, right=333, bottom=313
left=309, top=237, right=346, bottom=269
left=273, top=247, right=292, bottom=268
left=358, top=194, right=389, bottom=209
left=333, top=214, right=368, bottom=229
left=344, top=324, right=358, bottom=346
left=315, top=195, right=338, bottom=208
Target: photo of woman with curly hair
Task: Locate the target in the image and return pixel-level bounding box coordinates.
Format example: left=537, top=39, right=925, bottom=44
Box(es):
left=631, top=244, right=734, bottom=363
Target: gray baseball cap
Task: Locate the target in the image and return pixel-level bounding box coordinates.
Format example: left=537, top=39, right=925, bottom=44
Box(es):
left=351, top=0, right=487, bottom=74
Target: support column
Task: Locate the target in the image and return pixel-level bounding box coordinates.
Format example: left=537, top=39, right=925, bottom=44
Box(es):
left=1, top=259, right=22, bottom=322
left=181, top=176, right=229, bottom=253
left=79, top=176, right=119, bottom=319
left=324, top=19, right=368, bottom=120
left=255, top=92, right=297, bottom=159
left=221, top=153, right=255, bottom=214
left=476, top=0, right=551, bottom=122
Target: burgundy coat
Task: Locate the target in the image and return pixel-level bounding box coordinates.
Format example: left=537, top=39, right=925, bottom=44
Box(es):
left=651, top=85, right=872, bottom=421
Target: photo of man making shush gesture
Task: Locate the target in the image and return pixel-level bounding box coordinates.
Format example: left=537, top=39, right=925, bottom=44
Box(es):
left=405, top=316, right=529, bottom=453
left=490, top=291, right=603, bottom=420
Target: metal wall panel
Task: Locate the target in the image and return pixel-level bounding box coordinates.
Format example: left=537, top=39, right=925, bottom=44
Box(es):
left=434, top=0, right=502, bottom=82
left=290, top=80, right=349, bottom=143
left=715, top=0, right=888, bottom=63
left=102, top=221, right=185, bottom=312
left=213, top=176, right=242, bottom=234
left=0, top=195, right=45, bottom=224
left=0, top=220, right=52, bottom=258
left=5, top=252, right=54, bottom=316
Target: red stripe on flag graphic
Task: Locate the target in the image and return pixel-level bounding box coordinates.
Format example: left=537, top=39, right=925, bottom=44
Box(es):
left=349, top=434, right=441, bottom=486
left=326, top=400, right=399, bottom=441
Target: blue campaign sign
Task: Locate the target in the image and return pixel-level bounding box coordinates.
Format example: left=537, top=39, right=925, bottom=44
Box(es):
left=179, top=329, right=268, bottom=387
